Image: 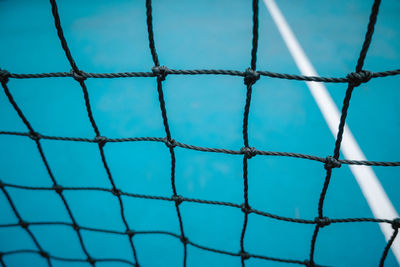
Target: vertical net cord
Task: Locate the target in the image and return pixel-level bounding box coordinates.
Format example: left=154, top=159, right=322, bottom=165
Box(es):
left=0, top=101, right=51, bottom=266
left=0, top=0, right=397, bottom=266
left=239, top=0, right=259, bottom=266
left=145, top=0, right=187, bottom=266
left=48, top=0, right=140, bottom=266
left=2, top=80, right=80, bottom=267
left=380, top=226, right=399, bottom=267
left=0, top=185, right=51, bottom=267
left=308, top=0, right=384, bottom=265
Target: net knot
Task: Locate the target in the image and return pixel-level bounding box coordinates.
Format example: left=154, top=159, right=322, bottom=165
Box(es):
left=40, top=251, right=49, bottom=259
left=94, top=136, right=107, bottom=147
left=0, top=69, right=10, bottom=84
left=239, top=250, right=250, bottom=260
left=53, top=184, right=63, bottom=194
left=240, top=147, right=257, bottom=159
left=87, top=257, right=95, bottom=265
left=0, top=179, right=4, bottom=188
left=346, top=70, right=372, bottom=87
left=152, top=66, right=168, bottom=81
left=392, top=218, right=400, bottom=230
left=304, top=260, right=314, bottom=267
left=111, top=188, right=121, bottom=197
left=126, top=229, right=135, bottom=237
left=315, top=217, right=331, bottom=227
left=172, top=195, right=184, bottom=205
left=19, top=220, right=29, bottom=229
left=244, top=68, right=260, bottom=86
left=71, top=69, right=87, bottom=82
left=164, top=138, right=177, bottom=149
left=72, top=223, right=80, bottom=231
left=29, top=131, right=41, bottom=141
left=324, top=156, right=341, bottom=170
left=240, top=203, right=252, bottom=214
left=180, top=235, right=188, bottom=244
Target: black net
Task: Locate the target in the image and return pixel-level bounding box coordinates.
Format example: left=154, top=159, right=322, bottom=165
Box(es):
left=0, top=0, right=399, bottom=266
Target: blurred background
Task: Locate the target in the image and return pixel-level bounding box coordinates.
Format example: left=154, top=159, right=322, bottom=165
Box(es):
left=0, top=0, right=399, bottom=266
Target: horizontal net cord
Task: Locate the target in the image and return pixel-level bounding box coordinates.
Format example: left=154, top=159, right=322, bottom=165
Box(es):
left=0, top=224, right=324, bottom=266
left=0, top=182, right=396, bottom=225
left=0, top=131, right=399, bottom=167
left=1, top=67, right=399, bottom=83
left=0, top=249, right=135, bottom=266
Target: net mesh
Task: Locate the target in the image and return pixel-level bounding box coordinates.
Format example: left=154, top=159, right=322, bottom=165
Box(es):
left=0, top=0, right=399, bottom=266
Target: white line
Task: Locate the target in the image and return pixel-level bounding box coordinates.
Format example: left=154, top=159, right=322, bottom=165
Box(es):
left=262, top=0, right=400, bottom=264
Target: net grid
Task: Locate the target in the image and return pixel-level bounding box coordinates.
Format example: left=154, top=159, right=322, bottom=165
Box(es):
left=0, top=0, right=399, bottom=266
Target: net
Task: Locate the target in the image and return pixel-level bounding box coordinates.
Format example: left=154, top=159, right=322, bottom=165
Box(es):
left=0, top=0, right=399, bottom=266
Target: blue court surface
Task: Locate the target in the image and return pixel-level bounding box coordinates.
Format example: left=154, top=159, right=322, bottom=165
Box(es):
left=0, top=0, right=399, bottom=266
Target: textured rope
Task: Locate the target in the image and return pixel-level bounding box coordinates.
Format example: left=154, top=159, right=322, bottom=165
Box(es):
left=308, top=0, right=388, bottom=266
left=145, top=1, right=187, bottom=266
left=379, top=219, right=400, bottom=267
left=0, top=249, right=136, bottom=266
left=48, top=0, right=140, bottom=265
left=1, top=218, right=395, bottom=266
left=239, top=2, right=260, bottom=266
left=0, top=185, right=52, bottom=267
left=2, top=181, right=394, bottom=225
left=0, top=0, right=398, bottom=266
left=1, top=131, right=399, bottom=167
left=0, top=230, right=310, bottom=267
left=2, top=68, right=400, bottom=82
left=1, top=79, right=92, bottom=266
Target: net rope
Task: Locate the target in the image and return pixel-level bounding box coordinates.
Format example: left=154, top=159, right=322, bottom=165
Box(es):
left=0, top=0, right=399, bottom=266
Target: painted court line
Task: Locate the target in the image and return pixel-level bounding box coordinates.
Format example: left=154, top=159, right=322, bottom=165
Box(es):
left=262, top=0, right=400, bottom=263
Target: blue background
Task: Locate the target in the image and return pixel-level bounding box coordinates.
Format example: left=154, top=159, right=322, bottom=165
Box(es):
left=0, top=0, right=399, bottom=266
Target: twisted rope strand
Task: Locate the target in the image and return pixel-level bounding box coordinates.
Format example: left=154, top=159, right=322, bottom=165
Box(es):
left=1, top=131, right=398, bottom=167
left=0, top=0, right=398, bottom=265
left=2, top=68, right=399, bottom=82
left=145, top=1, right=187, bottom=265
left=48, top=0, right=140, bottom=265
